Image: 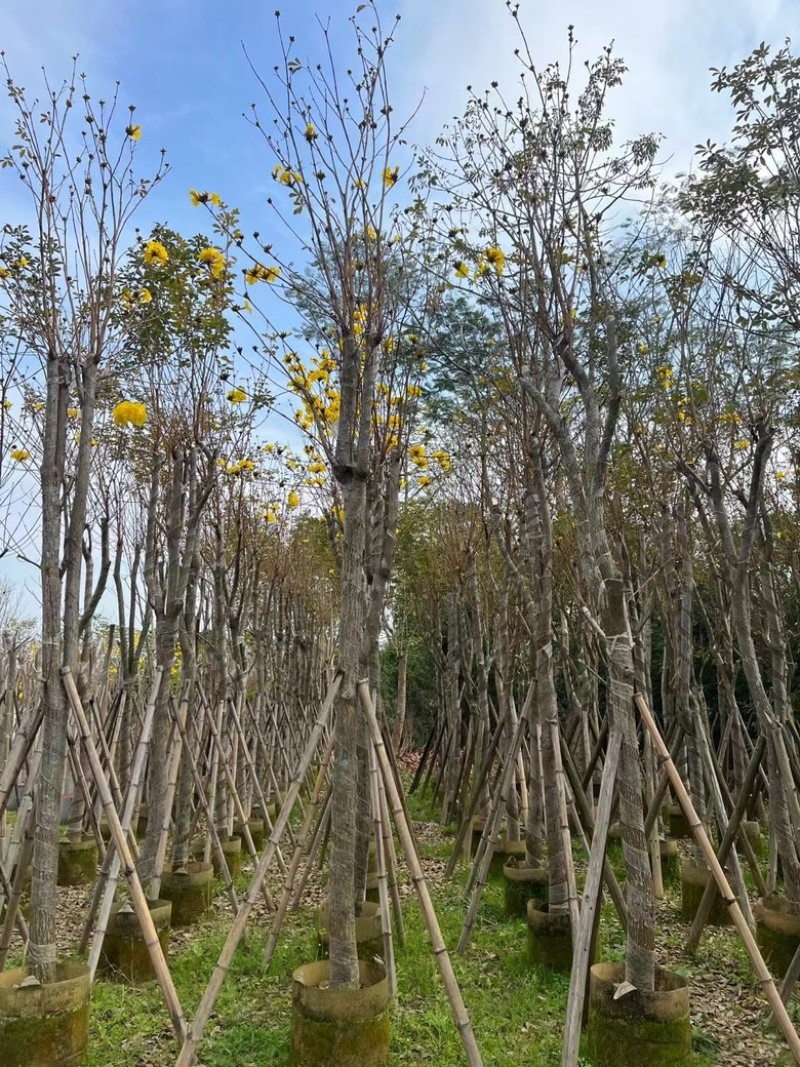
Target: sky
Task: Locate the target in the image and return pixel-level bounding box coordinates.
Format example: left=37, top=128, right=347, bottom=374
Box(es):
left=0, top=0, right=797, bottom=615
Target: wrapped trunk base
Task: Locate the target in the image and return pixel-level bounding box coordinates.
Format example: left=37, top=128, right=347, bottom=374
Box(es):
left=503, top=860, right=547, bottom=918
left=659, top=838, right=681, bottom=882
left=160, top=861, right=213, bottom=926
left=233, top=818, right=265, bottom=852
left=680, top=860, right=733, bottom=927
left=99, top=898, right=171, bottom=985
left=526, top=898, right=573, bottom=973
left=489, top=838, right=526, bottom=878
left=586, top=962, right=691, bottom=1067
left=290, top=959, right=389, bottom=1067
left=755, top=893, right=800, bottom=980
left=316, top=901, right=383, bottom=962
left=212, top=836, right=242, bottom=879
left=0, top=961, right=90, bottom=1067
left=57, top=838, right=98, bottom=887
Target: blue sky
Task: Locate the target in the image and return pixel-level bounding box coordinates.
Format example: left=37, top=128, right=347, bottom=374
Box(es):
left=0, top=0, right=798, bottom=615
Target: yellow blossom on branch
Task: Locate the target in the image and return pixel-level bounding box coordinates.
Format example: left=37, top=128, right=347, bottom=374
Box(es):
left=143, top=240, right=169, bottom=267
left=304, top=123, right=318, bottom=142
left=10, top=448, right=29, bottom=462
left=67, top=408, right=80, bottom=419
left=199, top=247, right=226, bottom=278
left=287, top=490, right=300, bottom=508
left=383, top=166, right=399, bottom=188
left=113, top=400, right=148, bottom=428
left=245, top=264, right=280, bottom=284
left=126, top=124, right=142, bottom=141
left=485, top=247, right=505, bottom=275
left=139, top=288, right=152, bottom=304
left=227, top=387, right=247, bottom=404
left=454, top=261, right=469, bottom=278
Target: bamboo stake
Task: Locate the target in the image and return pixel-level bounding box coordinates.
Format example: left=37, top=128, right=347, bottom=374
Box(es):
left=62, top=667, right=187, bottom=1041
left=263, top=736, right=334, bottom=970
left=445, top=715, right=505, bottom=879
left=0, top=703, right=43, bottom=822
left=562, top=728, right=622, bottom=1067
left=686, top=733, right=767, bottom=952
left=175, top=673, right=339, bottom=1067
left=359, top=682, right=483, bottom=1067
left=368, top=741, right=396, bottom=998
left=83, top=670, right=160, bottom=966
left=149, top=695, right=189, bottom=900
left=288, top=791, right=332, bottom=913
left=377, top=759, right=405, bottom=947
left=560, top=731, right=628, bottom=930
left=635, top=692, right=800, bottom=1065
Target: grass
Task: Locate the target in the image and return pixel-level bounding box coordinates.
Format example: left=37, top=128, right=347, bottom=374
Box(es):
left=51, top=786, right=763, bottom=1064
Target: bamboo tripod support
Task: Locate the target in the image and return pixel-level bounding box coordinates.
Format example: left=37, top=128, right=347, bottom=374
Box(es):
left=175, top=673, right=340, bottom=1067
left=368, top=741, right=397, bottom=998
left=359, top=681, right=483, bottom=1067
left=561, top=729, right=622, bottom=1067
left=635, top=693, right=800, bottom=1064
left=85, top=670, right=160, bottom=976
left=262, top=735, right=334, bottom=970
left=61, top=667, right=188, bottom=1042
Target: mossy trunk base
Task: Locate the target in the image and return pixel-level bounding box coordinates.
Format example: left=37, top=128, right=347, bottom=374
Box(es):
left=57, top=839, right=98, bottom=887
left=290, top=959, right=389, bottom=1067
left=0, top=961, right=89, bottom=1067
left=489, top=838, right=527, bottom=878
left=233, top=819, right=265, bottom=852
left=742, top=820, right=764, bottom=859
left=755, top=893, right=800, bottom=980
left=681, top=860, right=732, bottom=927
left=659, top=838, right=681, bottom=883
left=586, top=962, right=691, bottom=1067
left=99, top=899, right=171, bottom=985
left=160, top=861, right=213, bottom=926
left=526, top=898, right=573, bottom=973
left=212, top=836, right=242, bottom=879
left=503, top=861, right=547, bottom=918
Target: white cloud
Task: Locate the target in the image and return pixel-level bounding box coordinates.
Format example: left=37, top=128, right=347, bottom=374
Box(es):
left=392, top=0, right=800, bottom=170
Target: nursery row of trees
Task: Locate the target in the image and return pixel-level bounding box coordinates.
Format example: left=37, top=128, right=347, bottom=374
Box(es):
left=2, top=2, right=800, bottom=1064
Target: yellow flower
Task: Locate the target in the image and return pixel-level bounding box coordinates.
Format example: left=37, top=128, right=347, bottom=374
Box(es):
left=308, top=462, right=326, bottom=474
left=409, top=443, right=426, bottom=462
left=199, top=247, right=225, bottom=278
left=139, top=287, right=152, bottom=304
left=143, top=240, right=169, bottom=267
left=126, top=124, right=142, bottom=141
left=245, top=263, right=280, bottom=284
left=734, top=439, right=750, bottom=451
left=227, top=387, right=247, bottom=404
left=113, top=400, right=148, bottom=428
left=485, top=247, right=505, bottom=275
left=305, top=123, right=318, bottom=142
left=189, top=189, right=203, bottom=206
left=67, top=407, right=80, bottom=419
left=263, top=443, right=276, bottom=453
left=383, top=166, right=399, bottom=188
left=13, top=256, right=28, bottom=269
left=365, top=225, right=378, bottom=242
left=417, top=475, right=432, bottom=487
left=655, top=254, right=667, bottom=269
left=0, top=266, right=10, bottom=279
left=776, top=470, right=786, bottom=481
left=454, top=261, right=469, bottom=278
left=638, top=342, right=648, bottom=354
left=3, top=400, right=11, bottom=411
left=10, top=448, right=29, bottom=462
left=265, top=509, right=277, bottom=523
left=432, top=449, right=451, bottom=471
left=287, top=490, right=300, bottom=508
